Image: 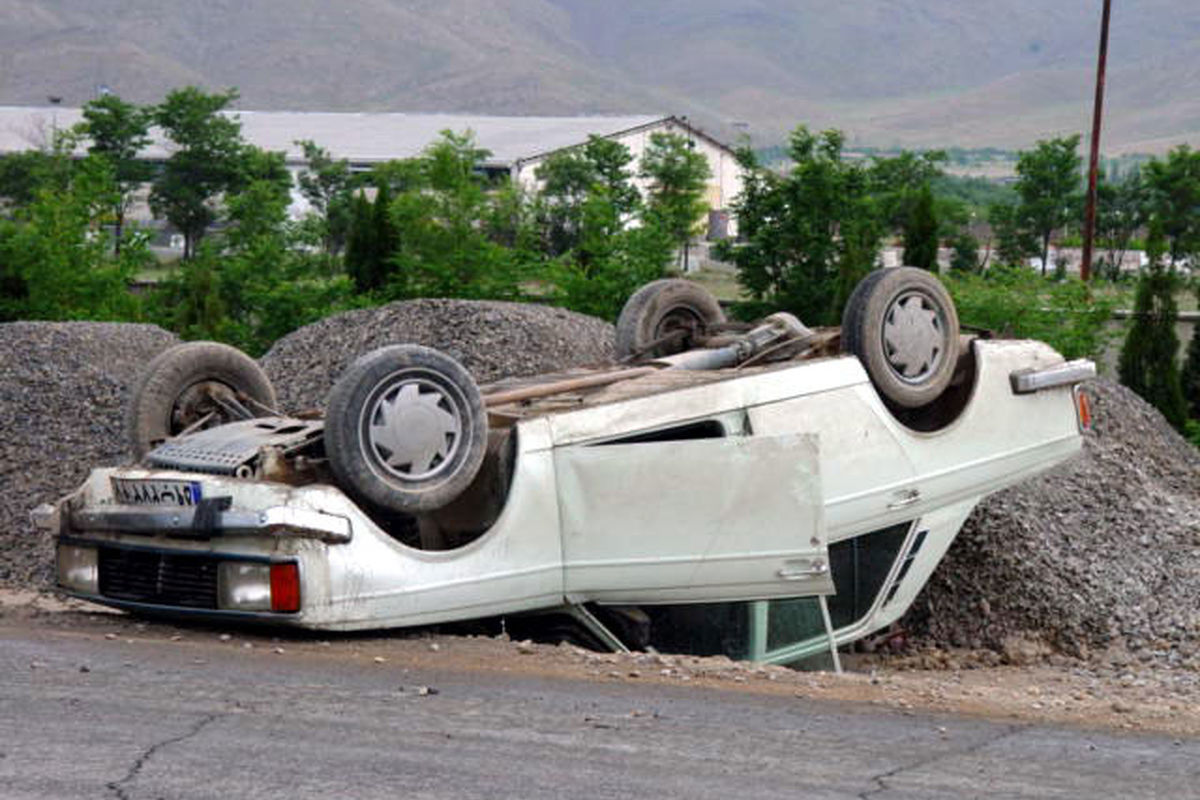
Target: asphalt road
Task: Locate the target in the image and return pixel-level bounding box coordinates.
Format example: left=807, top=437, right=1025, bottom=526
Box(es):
left=2, top=622, right=1197, bottom=800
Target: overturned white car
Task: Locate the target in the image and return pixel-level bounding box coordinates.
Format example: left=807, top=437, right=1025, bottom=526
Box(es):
left=38, top=269, right=1094, bottom=666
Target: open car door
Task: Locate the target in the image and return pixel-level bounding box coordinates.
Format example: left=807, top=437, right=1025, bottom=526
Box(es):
left=554, top=432, right=833, bottom=604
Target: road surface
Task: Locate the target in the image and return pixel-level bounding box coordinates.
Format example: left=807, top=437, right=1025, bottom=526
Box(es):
left=2, top=614, right=1197, bottom=799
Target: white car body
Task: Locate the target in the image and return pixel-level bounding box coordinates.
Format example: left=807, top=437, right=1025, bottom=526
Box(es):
left=42, top=338, right=1091, bottom=664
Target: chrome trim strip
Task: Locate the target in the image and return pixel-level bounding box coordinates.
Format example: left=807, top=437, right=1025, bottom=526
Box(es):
left=1010, top=359, right=1096, bottom=394
left=70, top=505, right=351, bottom=543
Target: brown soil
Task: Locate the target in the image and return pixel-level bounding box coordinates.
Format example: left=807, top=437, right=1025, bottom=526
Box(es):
left=5, top=590, right=1197, bottom=739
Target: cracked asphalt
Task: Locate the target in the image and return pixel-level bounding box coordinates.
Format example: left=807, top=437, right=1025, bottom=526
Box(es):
left=3, top=621, right=1197, bottom=799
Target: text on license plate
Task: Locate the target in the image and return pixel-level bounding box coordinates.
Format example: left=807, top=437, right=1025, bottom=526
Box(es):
left=111, top=478, right=203, bottom=507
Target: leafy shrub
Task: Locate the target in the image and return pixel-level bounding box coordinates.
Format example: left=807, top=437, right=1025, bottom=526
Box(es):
left=942, top=264, right=1116, bottom=360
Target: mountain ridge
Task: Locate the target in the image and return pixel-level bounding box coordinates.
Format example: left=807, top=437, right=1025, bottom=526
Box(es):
left=1, top=0, right=1196, bottom=152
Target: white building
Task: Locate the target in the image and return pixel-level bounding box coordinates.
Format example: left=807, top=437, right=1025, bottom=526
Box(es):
left=0, top=107, right=744, bottom=240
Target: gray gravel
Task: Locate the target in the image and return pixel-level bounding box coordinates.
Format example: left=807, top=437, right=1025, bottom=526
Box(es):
left=0, top=322, right=180, bottom=586
left=1, top=302, right=613, bottom=587
left=3, top=311, right=1198, bottom=677
left=260, top=298, right=615, bottom=413
left=907, top=378, right=1200, bottom=669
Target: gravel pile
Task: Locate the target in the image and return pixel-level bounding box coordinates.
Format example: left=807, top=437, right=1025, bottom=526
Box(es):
left=5, top=310, right=1198, bottom=675
left=0, top=322, right=180, bottom=587
left=260, top=298, right=616, bottom=413
left=907, top=378, right=1200, bottom=668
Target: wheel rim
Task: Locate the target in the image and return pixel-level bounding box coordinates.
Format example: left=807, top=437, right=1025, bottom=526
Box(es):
left=170, top=380, right=232, bottom=433
left=880, top=290, right=948, bottom=385
left=653, top=306, right=706, bottom=348
left=361, top=370, right=466, bottom=482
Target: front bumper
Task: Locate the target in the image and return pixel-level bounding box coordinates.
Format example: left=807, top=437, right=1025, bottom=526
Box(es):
left=36, top=468, right=355, bottom=623
left=66, top=503, right=351, bottom=543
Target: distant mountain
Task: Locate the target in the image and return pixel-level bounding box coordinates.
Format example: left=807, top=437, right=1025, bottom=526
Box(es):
left=1, top=0, right=1197, bottom=152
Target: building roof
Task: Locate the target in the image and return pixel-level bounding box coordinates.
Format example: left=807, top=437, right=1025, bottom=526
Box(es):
left=0, top=106, right=670, bottom=166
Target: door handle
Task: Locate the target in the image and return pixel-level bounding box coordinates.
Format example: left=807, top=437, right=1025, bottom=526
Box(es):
left=888, top=488, right=921, bottom=509
left=777, top=558, right=828, bottom=580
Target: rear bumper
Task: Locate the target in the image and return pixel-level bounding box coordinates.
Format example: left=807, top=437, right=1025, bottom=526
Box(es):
left=1009, top=359, right=1096, bottom=394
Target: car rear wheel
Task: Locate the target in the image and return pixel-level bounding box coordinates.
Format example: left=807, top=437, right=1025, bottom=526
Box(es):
left=325, top=345, right=487, bottom=514
left=126, top=341, right=278, bottom=459
left=842, top=267, right=960, bottom=409
left=615, top=279, right=726, bottom=360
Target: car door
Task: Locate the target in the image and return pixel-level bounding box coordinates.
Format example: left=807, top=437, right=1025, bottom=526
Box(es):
left=554, top=430, right=833, bottom=604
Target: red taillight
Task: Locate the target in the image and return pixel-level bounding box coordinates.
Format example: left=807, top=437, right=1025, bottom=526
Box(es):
left=1075, top=387, right=1092, bottom=432
left=270, top=563, right=301, bottom=613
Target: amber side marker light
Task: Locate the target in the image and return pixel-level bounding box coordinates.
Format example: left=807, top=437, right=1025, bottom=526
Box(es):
left=1074, top=387, right=1093, bottom=432
left=270, top=563, right=301, bottom=613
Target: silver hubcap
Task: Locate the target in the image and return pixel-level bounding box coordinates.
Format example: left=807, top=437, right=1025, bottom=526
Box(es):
left=882, top=291, right=945, bottom=384
left=365, top=375, right=463, bottom=481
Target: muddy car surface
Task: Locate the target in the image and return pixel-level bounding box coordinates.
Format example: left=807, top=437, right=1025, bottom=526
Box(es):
left=38, top=269, right=1094, bottom=665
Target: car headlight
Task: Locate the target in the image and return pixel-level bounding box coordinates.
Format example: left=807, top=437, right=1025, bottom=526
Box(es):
left=218, top=562, right=300, bottom=613
left=57, top=544, right=98, bottom=594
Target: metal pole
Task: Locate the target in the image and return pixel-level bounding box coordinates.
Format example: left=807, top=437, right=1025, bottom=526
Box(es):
left=1081, top=0, right=1113, bottom=282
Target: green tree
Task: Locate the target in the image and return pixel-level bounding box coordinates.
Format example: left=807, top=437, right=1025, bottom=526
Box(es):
left=869, top=150, right=946, bottom=231
left=949, top=231, right=981, bottom=273
left=150, top=164, right=353, bottom=355
left=529, top=136, right=671, bottom=317
left=550, top=215, right=672, bottom=320
left=371, top=182, right=399, bottom=291
left=0, top=221, right=28, bottom=319
left=535, top=135, right=640, bottom=258
left=3, top=155, right=146, bottom=321
left=1182, top=286, right=1200, bottom=420
left=716, top=127, right=881, bottom=325
left=152, top=250, right=233, bottom=342
left=535, top=146, right=596, bottom=256
left=150, top=87, right=247, bottom=259
left=1013, top=135, right=1082, bottom=276
left=390, top=131, right=523, bottom=300
left=989, top=201, right=1039, bottom=268
left=1118, top=223, right=1188, bottom=430
left=295, top=139, right=353, bottom=261
left=73, top=94, right=152, bottom=253
left=0, top=150, right=62, bottom=212
left=344, top=190, right=380, bottom=293
left=1095, top=169, right=1148, bottom=280
left=902, top=183, right=939, bottom=271
left=1142, top=145, right=1200, bottom=269
left=640, top=131, right=710, bottom=271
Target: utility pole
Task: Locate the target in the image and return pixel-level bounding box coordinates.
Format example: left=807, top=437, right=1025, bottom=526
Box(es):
left=1081, top=0, right=1113, bottom=282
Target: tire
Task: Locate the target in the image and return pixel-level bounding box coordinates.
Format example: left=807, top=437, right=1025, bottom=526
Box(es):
left=127, top=341, right=277, bottom=459
left=841, top=267, right=960, bottom=409
left=324, top=345, right=487, bottom=514
left=839, top=268, right=890, bottom=359
left=615, top=279, right=726, bottom=360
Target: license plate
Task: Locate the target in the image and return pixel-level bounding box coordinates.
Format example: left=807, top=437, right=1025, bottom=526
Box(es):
left=111, top=478, right=203, bottom=507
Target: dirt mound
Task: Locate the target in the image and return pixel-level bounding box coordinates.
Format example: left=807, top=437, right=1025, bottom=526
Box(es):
left=907, top=378, right=1200, bottom=668
left=0, top=322, right=180, bottom=587
left=260, top=298, right=615, bottom=413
